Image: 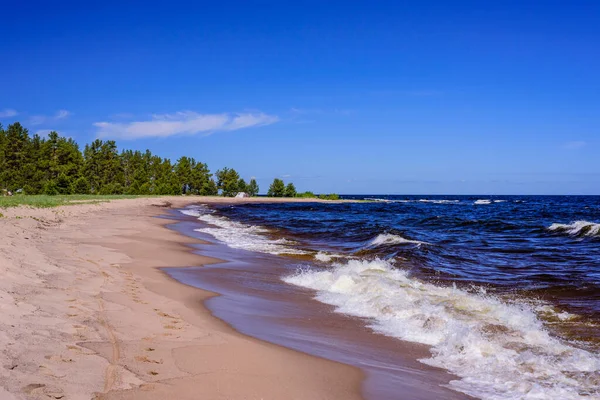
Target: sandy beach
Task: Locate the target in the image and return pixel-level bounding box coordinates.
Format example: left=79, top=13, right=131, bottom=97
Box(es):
left=0, top=197, right=363, bottom=400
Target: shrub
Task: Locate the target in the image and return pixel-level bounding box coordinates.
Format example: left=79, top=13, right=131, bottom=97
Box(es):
left=72, top=177, right=91, bottom=194
left=318, top=193, right=340, bottom=200
left=296, top=191, right=316, bottom=198
left=43, top=181, right=59, bottom=195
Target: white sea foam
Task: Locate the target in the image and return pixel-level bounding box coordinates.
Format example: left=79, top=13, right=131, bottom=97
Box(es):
left=474, top=199, right=492, bottom=205
left=284, top=259, right=600, bottom=399
left=419, top=199, right=461, bottom=204
left=368, top=233, right=428, bottom=247
left=548, top=221, right=600, bottom=238
left=364, top=198, right=394, bottom=202
left=314, top=252, right=347, bottom=262
left=180, top=208, right=203, bottom=217
left=193, top=213, right=307, bottom=255
left=179, top=205, right=211, bottom=217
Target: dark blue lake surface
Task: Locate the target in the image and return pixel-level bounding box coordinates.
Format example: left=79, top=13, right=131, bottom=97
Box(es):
left=215, top=195, right=600, bottom=317
left=183, top=195, right=600, bottom=399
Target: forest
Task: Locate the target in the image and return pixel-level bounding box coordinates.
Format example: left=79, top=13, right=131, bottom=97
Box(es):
left=0, top=122, right=314, bottom=198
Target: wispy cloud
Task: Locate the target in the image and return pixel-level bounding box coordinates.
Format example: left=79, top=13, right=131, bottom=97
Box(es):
left=0, top=108, right=18, bottom=118
left=94, top=111, right=279, bottom=139
left=55, top=109, right=70, bottom=119
left=564, top=141, right=586, bottom=150
left=29, top=109, right=71, bottom=125
left=290, top=107, right=323, bottom=115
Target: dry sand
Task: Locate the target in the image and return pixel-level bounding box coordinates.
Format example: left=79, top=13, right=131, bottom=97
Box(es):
left=0, top=197, right=363, bottom=400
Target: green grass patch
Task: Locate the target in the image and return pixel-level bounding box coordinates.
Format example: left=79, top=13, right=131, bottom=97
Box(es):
left=0, top=194, right=155, bottom=208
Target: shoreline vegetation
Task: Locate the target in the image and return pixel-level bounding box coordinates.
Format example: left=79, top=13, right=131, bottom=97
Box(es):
left=0, top=122, right=338, bottom=201
left=0, top=194, right=346, bottom=209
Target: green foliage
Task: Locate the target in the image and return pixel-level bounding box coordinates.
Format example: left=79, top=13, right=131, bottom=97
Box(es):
left=200, top=179, right=218, bottom=196
left=72, top=177, right=91, bottom=194
left=284, top=182, right=297, bottom=197
left=56, top=173, right=72, bottom=195
left=215, top=167, right=242, bottom=197
left=43, top=180, right=59, bottom=195
left=296, top=191, right=316, bottom=198
left=237, top=178, right=247, bottom=194
left=247, top=179, right=259, bottom=197
left=139, top=182, right=151, bottom=195
left=318, top=193, right=340, bottom=200
left=1, top=122, right=31, bottom=191
left=267, top=178, right=286, bottom=197
left=0, top=195, right=145, bottom=208
left=0, top=121, right=335, bottom=202
left=0, top=122, right=223, bottom=198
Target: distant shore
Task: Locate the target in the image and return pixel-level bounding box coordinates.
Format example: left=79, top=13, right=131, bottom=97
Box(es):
left=0, top=197, right=363, bottom=399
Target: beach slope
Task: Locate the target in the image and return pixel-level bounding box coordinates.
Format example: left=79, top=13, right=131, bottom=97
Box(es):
left=0, top=197, right=363, bottom=400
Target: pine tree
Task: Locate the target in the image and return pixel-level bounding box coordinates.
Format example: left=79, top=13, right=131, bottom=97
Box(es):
left=0, top=124, right=5, bottom=190
left=0, top=121, right=287, bottom=199
left=267, top=178, right=285, bottom=197
left=247, top=179, right=259, bottom=196
left=72, top=177, right=91, bottom=194
left=215, top=167, right=242, bottom=197
left=2, top=123, right=31, bottom=191
left=284, top=182, right=297, bottom=197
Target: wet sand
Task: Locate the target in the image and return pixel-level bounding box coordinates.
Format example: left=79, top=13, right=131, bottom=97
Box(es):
left=166, top=208, right=472, bottom=400
left=0, top=196, right=470, bottom=399
left=0, top=197, right=362, bottom=400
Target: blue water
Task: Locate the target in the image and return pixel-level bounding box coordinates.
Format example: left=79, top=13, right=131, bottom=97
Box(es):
left=214, top=195, right=600, bottom=324
left=184, top=195, right=600, bottom=399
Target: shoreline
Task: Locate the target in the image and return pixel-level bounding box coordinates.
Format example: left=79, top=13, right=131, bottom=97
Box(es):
left=0, top=197, right=364, bottom=400
left=166, top=208, right=472, bottom=400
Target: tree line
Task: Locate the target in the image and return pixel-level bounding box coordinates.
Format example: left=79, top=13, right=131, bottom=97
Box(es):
left=0, top=122, right=296, bottom=197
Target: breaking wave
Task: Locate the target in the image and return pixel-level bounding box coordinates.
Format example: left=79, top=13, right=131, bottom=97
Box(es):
left=284, top=259, right=600, bottom=399
left=419, top=199, right=461, bottom=204
left=183, top=208, right=307, bottom=255
left=368, top=233, right=429, bottom=247
left=474, top=199, right=492, bottom=205
left=548, top=221, right=600, bottom=238
left=314, top=252, right=347, bottom=262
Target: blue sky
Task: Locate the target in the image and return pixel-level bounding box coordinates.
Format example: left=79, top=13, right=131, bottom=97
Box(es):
left=1, top=1, right=599, bottom=194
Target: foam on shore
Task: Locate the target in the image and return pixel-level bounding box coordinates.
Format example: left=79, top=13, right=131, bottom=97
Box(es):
left=181, top=207, right=307, bottom=255
left=284, top=259, right=600, bottom=399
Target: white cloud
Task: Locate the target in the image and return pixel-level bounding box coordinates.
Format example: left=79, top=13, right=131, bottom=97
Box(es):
left=0, top=108, right=18, bottom=118
left=94, top=111, right=279, bottom=139
left=29, top=109, right=71, bottom=125
left=564, top=141, right=586, bottom=150
left=55, top=109, right=70, bottom=119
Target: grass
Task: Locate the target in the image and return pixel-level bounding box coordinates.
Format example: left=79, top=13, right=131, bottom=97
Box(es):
left=0, top=194, right=156, bottom=208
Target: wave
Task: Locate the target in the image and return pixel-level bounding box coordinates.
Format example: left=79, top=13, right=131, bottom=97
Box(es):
left=419, top=199, right=461, bottom=204
left=474, top=199, right=492, bottom=205
left=368, top=233, right=428, bottom=247
left=548, top=221, right=600, bottom=238
left=364, top=198, right=461, bottom=204
left=179, top=208, right=203, bottom=217
left=189, top=211, right=307, bottom=255
left=284, top=259, right=600, bottom=399
left=314, top=252, right=347, bottom=262
left=364, top=198, right=394, bottom=202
